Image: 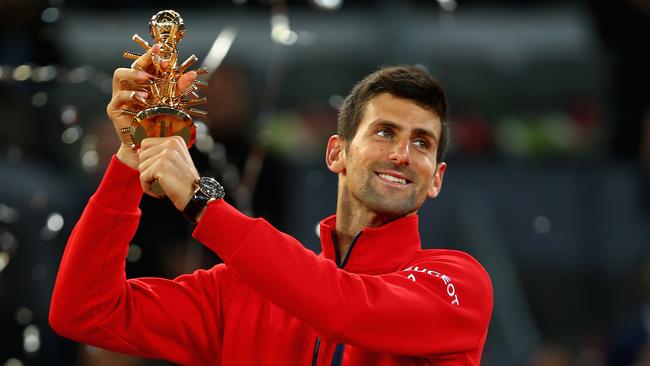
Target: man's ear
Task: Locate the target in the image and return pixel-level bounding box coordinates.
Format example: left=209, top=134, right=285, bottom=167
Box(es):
left=326, top=135, right=346, bottom=174
left=427, top=162, right=446, bottom=198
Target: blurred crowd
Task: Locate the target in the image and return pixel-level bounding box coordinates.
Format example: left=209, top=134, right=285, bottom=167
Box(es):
left=1, top=0, right=649, bottom=365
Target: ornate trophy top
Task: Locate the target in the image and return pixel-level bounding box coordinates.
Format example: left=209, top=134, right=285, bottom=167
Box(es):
left=149, top=10, right=186, bottom=42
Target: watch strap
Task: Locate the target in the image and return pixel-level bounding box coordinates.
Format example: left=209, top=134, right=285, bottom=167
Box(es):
left=183, top=195, right=209, bottom=225
left=182, top=177, right=224, bottom=224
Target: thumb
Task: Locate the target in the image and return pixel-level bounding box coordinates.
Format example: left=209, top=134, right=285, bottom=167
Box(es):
left=177, top=71, right=198, bottom=93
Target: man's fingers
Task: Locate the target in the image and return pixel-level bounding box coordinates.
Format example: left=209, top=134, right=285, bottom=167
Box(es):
left=177, top=71, right=197, bottom=93
left=139, top=138, right=187, bottom=163
left=112, top=90, right=149, bottom=105
left=137, top=152, right=156, bottom=173
left=138, top=159, right=169, bottom=198
left=138, top=136, right=193, bottom=169
left=113, top=44, right=199, bottom=104
left=140, top=137, right=174, bottom=151
left=111, top=44, right=159, bottom=93
left=112, top=68, right=151, bottom=95
left=107, top=90, right=149, bottom=115
left=140, top=136, right=187, bottom=151
left=137, top=142, right=167, bottom=166
left=131, top=43, right=161, bottom=73
left=139, top=163, right=164, bottom=199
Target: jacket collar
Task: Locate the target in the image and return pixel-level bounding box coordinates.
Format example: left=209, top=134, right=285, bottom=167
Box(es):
left=318, top=214, right=422, bottom=274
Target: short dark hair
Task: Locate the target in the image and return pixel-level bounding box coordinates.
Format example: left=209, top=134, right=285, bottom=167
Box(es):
left=337, top=65, right=449, bottom=163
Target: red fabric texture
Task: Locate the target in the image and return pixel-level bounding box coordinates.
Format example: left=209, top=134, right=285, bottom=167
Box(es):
left=50, top=156, right=493, bottom=365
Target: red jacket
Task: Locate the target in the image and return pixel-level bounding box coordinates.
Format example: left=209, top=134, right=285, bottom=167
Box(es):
left=50, top=156, right=493, bottom=365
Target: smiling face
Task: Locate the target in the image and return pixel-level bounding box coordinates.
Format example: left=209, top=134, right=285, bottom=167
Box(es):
left=327, top=93, right=447, bottom=219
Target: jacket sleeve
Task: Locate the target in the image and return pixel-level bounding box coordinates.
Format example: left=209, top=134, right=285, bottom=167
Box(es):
left=49, top=156, right=227, bottom=365
left=193, top=200, right=493, bottom=357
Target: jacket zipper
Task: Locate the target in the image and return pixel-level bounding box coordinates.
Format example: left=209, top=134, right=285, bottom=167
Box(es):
left=311, top=337, right=321, bottom=366
left=310, top=232, right=362, bottom=366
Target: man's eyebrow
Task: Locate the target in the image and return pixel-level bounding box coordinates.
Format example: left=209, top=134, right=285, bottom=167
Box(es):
left=413, top=127, right=438, bottom=144
left=369, top=119, right=401, bottom=130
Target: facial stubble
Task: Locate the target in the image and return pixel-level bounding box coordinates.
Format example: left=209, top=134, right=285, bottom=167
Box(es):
left=346, top=145, right=424, bottom=217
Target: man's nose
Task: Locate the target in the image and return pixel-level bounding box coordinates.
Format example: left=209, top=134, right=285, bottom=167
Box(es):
left=388, top=140, right=410, bottom=166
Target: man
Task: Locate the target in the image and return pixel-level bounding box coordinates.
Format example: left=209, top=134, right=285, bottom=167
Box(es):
left=50, top=44, right=493, bottom=365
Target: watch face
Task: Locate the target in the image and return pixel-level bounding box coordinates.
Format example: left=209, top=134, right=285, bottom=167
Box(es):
left=199, top=177, right=224, bottom=199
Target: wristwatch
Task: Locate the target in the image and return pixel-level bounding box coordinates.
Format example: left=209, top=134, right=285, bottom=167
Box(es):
left=182, top=176, right=225, bottom=224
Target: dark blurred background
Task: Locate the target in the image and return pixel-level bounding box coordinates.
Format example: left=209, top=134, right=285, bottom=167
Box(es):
left=1, top=0, right=649, bottom=365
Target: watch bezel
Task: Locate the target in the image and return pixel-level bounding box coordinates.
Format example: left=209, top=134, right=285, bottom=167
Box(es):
left=198, top=176, right=225, bottom=199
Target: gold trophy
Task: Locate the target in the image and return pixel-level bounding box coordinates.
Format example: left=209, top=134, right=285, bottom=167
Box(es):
left=121, top=10, right=207, bottom=194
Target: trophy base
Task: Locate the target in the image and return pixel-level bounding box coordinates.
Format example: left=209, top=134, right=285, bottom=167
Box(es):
left=130, top=106, right=196, bottom=148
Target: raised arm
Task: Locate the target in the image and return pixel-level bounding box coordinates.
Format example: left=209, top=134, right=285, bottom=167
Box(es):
left=49, top=45, right=225, bottom=365
left=49, top=157, right=228, bottom=365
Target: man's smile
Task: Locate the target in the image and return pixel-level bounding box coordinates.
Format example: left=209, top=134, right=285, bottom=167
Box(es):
left=375, top=171, right=412, bottom=186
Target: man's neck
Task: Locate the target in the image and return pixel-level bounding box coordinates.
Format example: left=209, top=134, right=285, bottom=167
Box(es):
left=334, top=197, right=396, bottom=264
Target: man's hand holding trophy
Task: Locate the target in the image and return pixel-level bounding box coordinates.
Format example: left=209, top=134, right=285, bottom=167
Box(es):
left=107, top=10, right=208, bottom=211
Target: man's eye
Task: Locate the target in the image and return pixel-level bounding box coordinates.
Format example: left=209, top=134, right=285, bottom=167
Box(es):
left=376, top=129, right=391, bottom=138
left=412, top=139, right=429, bottom=148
